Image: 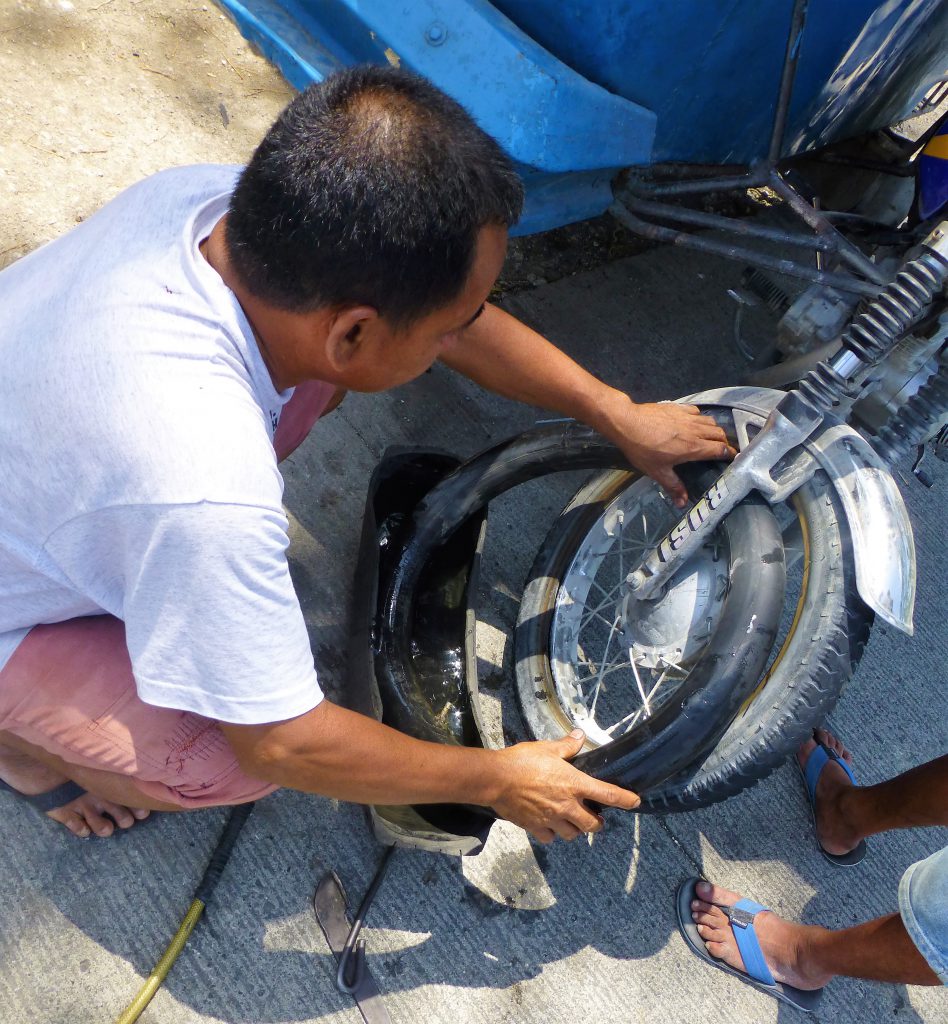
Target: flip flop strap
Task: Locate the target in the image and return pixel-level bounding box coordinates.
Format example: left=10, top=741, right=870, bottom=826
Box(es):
left=728, top=898, right=776, bottom=986
left=804, top=743, right=857, bottom=802
left=0, top=778, right=85, bottom=813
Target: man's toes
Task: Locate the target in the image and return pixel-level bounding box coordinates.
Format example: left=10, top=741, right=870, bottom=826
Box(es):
left=132, top=808, right=151, bottom=821
left=66, top=813, right=92, bottom=839
left=704, top=939, right=733, bottom=961
left=692, top=908, right=725, bottom=928
left=95, top=800, right=136, bottom=829
left=815, top=727, right=850, bottom=761
left=82, top=808, right=115, bottom=837
left=695, top=880, right=744, bottom=908
left=48, top=808, right=91, bottom=839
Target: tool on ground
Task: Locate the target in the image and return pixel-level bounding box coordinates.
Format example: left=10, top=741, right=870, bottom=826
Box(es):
left=114, top=802, right=255, bottom=1024
left=313, top=845, right=398, bottom=1024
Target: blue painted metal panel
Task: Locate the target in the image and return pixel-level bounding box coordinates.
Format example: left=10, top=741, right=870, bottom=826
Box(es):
left=217, top=0, right=948, bottom=232
left=219, top=0, right=656, bottom=173
left=217, top=0, right=655, bottom=231
left=493, top=0, right=947, bottom=164
left=789, top=0, right=948, bottom=157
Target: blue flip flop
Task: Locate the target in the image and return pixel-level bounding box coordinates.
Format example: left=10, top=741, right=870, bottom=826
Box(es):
left=676, top=877, right=823, bottom=1013
left=797, top=737, right=867, bottom=867
left=0, top=777, right=86, bottom=814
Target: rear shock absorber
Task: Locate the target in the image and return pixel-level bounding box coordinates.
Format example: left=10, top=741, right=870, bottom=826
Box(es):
left=796, top=223, right=948, bottom=415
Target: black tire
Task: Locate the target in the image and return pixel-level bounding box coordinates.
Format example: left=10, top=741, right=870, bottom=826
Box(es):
left=514, top=465, right=874, bottom=812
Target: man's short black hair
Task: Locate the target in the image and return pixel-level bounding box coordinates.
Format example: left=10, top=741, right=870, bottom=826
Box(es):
left=226, top=64, right=523, bottom=326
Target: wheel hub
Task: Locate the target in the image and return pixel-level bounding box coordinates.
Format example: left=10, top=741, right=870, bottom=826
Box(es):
left=618, top=540, right=727, bottom=670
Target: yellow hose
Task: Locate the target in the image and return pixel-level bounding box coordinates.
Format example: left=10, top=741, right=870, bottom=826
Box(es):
left=114, top=899, right=206, bottom=1024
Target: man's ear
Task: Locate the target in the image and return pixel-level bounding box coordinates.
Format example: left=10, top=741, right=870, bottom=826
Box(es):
left=324, top=305, right=379, bottom=371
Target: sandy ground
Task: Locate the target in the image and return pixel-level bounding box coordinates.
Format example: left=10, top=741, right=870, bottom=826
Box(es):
left=0, top=0, right=291, bottom=269
left=1, top=4, right=947, bottom=1024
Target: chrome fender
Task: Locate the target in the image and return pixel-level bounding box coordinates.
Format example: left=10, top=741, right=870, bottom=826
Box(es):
left=681, top=386, right=916, bottom=635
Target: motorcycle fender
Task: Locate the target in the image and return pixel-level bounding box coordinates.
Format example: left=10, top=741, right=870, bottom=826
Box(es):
left=682, top=386, right=916, bottom=635
left=806, top=421, right=916, bottom=635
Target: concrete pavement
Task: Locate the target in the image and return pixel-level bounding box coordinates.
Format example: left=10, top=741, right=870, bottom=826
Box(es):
left=1, top=4, right=946, bottom=1022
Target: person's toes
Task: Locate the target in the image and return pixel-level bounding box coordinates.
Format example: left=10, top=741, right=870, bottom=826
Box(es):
left=695, top=880, right=744, bottom=908
left=81, top=808, right=115, bottom=837
left=59, top=810, right=92, bottom=839
left=696, top=920, right=731, bottom=943
left=94, top=799, right=136, bottom=829
left=814, top=727, right=852, bottom=764
left=42, top=788, right=157, bottom=838
left=693, top=908, right=724, bottom=928
left=705, top=939, right=732, bottom=961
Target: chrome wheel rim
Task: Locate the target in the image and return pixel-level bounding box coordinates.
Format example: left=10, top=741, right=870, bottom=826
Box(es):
left=548, top=476, right=730, bottom=746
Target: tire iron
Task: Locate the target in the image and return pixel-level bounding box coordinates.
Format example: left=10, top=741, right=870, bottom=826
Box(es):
left=313, top=845, right=397, bottom=1024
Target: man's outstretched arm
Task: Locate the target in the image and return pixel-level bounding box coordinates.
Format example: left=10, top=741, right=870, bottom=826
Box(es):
left=221, top=701, right=639, bottom=843
left=440, top=302, right=735, bottom=506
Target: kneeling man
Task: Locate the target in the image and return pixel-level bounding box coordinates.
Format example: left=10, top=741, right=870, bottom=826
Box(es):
left=0, top=66, right=732, bottom=844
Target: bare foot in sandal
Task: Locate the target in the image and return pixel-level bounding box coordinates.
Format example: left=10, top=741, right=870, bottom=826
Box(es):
left=0, top=739, right=150, bottom=838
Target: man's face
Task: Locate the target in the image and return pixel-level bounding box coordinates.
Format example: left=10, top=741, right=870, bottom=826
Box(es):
left=337, top=223, right=508, bottom=392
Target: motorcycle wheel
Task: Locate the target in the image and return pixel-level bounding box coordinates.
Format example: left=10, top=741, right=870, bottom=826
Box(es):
left=514, top=464, right=874, bottom=812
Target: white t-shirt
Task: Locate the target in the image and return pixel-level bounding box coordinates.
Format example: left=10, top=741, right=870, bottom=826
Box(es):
left=0, top=165, right=323, bottom=724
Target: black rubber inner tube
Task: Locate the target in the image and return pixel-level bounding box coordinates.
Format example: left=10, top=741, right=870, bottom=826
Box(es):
left=376, top=419, right=786, bottom=796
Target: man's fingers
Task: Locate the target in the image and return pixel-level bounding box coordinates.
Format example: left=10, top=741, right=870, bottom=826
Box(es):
left=583, top=778, right=641, bottom=811
left=652, top=466, right=688, bottom=506
left=552, top=727, right=587, bottom=760
left=701, top=439, right=737, bottom=460
left=567, top=804, right=604, bottom=835
left=696, top=420, right=729, bottom=443
left=531, top=827, right=557, bottom=845
left=673, top=437, right=736, bottom=464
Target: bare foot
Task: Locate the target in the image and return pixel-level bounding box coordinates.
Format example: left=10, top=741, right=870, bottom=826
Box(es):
left=691, top=880, right=831, bottom=991
left=796, top=727, right=862, bottom=857
left=0, top=740, right=150, bottom=838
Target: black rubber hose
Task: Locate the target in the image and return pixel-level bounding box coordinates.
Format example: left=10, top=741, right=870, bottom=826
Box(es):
left=195, top=801, right=255, bottom=904
left=114, top=803, right=255, bottom=1024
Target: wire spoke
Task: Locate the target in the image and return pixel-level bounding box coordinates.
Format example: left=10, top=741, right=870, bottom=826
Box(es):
left=580, top=581, right=625, bottom=624
left=627, top=648, right=650, bottom=718
left=588, top=576, right=624, bottom=603
left=576, top=658, right=634, bottom=685
left=603, top=706, right=645, bottom=737
left=551, top=478, right=700, bottom=740
left=587, top=615, right=621, bottom=717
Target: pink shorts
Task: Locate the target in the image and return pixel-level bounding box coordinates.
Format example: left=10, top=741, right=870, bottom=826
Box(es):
left=0, top=616, right=277, bottom=808
left=0, top=380, right=340, bottom=809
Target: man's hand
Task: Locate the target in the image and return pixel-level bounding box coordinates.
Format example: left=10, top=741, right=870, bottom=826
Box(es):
left=598, top=398, right=737, bottom=507
left=487, top=729, right=641, bottom=842
left=224, top=704, right=636, bottom=843
left=440, top=305, right=736, bottom=508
